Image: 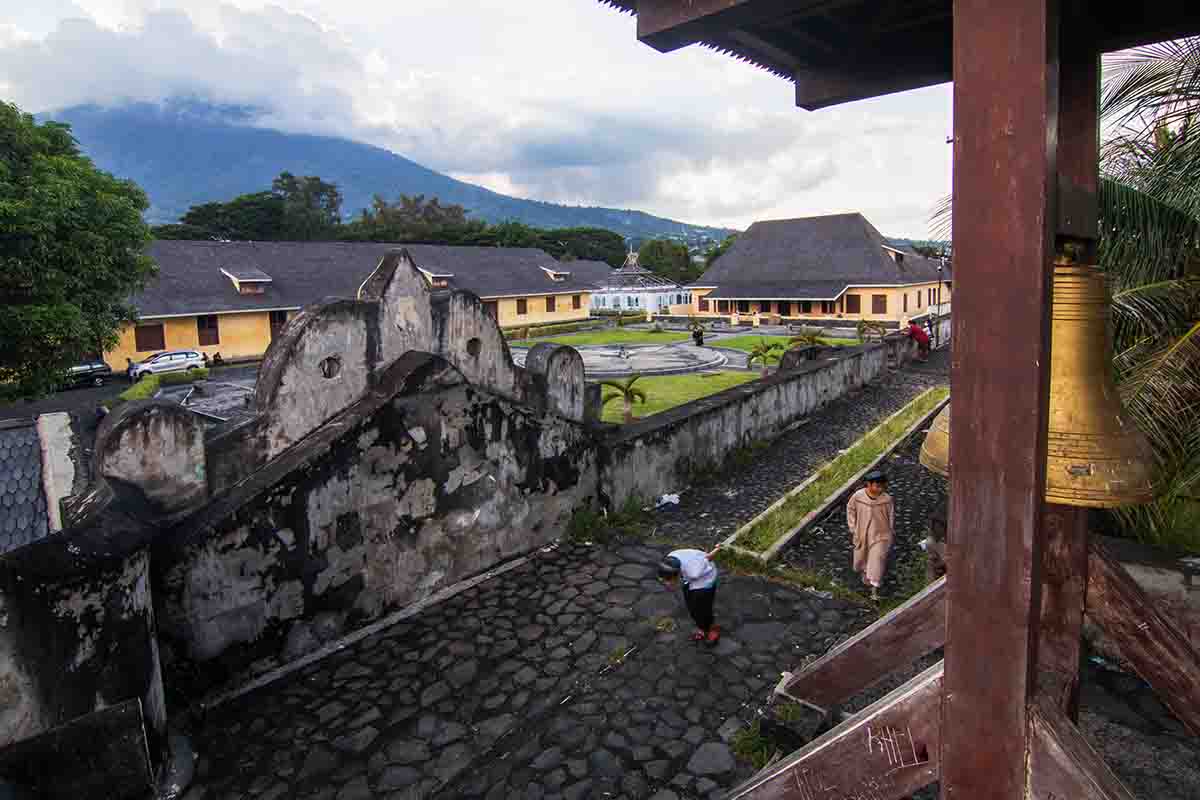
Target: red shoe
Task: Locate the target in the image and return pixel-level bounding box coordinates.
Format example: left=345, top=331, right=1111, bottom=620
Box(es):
left=705, top=626, right=721, bottom=644
left=691, top=629, right=706, bottom=641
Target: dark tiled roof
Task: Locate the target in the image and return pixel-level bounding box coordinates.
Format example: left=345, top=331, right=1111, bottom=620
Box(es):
left=695, top=213, right=944, bottom=299
left=705, top=281, right=849, bottom=300
left=0, top=421, right=48, bottom=554
left=562, top=259, right=617, bottom=287
left=138, top=242, right=605, bottom=318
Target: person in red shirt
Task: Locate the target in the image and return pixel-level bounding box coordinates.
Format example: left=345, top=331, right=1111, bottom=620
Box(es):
left=907, top=321, right=931, bottom=361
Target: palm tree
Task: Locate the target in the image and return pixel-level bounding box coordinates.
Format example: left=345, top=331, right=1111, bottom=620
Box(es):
left=931, top=37, right=1200, bottom=546
left=747, top=339, right=784, bottom=377
left=788, top=326, right=825, bottom=347
left=601, top=375, right=648, bottom=423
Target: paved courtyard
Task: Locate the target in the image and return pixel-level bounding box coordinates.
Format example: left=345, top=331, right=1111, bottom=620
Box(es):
left=188, top=544, right=873, bottom=799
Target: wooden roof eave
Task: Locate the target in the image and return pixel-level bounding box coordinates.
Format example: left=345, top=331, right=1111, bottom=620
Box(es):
left=600, top=0, right=1200, bottom=109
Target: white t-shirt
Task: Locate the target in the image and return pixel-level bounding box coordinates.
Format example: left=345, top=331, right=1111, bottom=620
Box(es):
left=668, top=549, right=718, bottom=590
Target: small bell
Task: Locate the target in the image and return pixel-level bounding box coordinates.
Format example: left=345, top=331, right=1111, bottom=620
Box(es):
left=918, top=262, right=1158, bottom=508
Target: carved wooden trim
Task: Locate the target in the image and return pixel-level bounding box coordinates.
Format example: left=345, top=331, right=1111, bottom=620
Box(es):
left=729, top=662, right=943, bottom=800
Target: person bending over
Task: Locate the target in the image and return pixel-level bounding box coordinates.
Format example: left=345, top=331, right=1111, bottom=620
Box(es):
left=658, top=544, right=722, bottom=644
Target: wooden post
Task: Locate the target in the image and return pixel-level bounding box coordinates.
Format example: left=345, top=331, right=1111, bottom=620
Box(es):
left=944, top=1, right=1059, bottom=798
left=1038, top=6, right=1099, bottom=722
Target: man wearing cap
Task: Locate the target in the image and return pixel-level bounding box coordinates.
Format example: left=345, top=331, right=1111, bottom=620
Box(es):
left=846, top=470, right=895, bottom=600
left=658, top=544, right=723, bottom=643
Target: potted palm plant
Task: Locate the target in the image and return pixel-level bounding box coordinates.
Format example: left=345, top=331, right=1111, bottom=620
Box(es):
left=747, top=339, right=784, bottom=377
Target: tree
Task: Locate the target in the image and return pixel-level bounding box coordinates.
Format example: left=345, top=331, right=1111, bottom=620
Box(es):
left=746, top=339, right=784, bottom=377
left=343, top=193, right=471, bottom=242
left=930, top=37, right=1200, bottom=546
left=638, top=239, right=697, bottom=284
left=703, top=234, right=738, bottom=267
left=272, top=172, right=343, bottom=240
left=601, top=375, right=648, bottom=423
left=540, top=228, right=627, bottom=267
left=179, top=191, right=286, bottom=240
left=788, top=326, right=825, bottom=347
left=0, top=102, right=155, bottom=399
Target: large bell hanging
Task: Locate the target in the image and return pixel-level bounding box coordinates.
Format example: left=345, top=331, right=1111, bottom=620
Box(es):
left=919, top=262, right=1157, bottom=507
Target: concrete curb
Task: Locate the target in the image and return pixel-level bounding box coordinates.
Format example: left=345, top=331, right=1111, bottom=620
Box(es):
left=197, top=551, right=536, bottom=711
left=722, top=390, right=950, bottom=564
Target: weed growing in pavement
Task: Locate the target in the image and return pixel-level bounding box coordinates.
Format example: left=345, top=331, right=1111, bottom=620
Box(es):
left=566, top=496, right=653, bottom=545
left=875, top=549, right=932, bottom=616
left=712, top=549, right=870, bottom=605
left=773, top=702, right=806, bottom=723
left=732, top=720, right=776, bottom=770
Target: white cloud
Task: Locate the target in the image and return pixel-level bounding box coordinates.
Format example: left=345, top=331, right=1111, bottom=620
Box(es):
left=0, top=0, right=953, bottom=235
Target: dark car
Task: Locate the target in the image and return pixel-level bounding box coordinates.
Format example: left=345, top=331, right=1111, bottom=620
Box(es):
left=65, top=359, right=113, bottom=388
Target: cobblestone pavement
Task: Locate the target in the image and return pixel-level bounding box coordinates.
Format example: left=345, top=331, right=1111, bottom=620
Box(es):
left=187, top=543, right=873, bottom=800
left=648, top=350, right=950, bottom=552
left=778, top=430, right=946, bottom=600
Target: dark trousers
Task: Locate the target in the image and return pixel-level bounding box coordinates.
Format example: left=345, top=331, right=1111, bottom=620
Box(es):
left=684, top=584, right=717, bottom=631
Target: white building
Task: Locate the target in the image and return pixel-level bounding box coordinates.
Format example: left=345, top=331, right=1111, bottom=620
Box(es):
left=589, top=250, right=690, bottom=314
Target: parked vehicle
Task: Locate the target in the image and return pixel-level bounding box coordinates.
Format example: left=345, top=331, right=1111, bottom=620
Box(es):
left=64, top=359, right=113, bottom=388
left=128, top=350, right=206, bottom=381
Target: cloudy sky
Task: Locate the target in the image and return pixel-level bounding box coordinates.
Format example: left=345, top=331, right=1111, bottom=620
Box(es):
left=0, top=0, right=953, bottom=236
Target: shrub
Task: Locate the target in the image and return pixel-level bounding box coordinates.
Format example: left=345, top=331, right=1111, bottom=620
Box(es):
left=118, top=375, right=161, bottom=403
left=160, top=367, right=209, bottom=385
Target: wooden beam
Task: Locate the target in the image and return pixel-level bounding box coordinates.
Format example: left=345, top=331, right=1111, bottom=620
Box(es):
left=727, top=662, right=943, bottom=800
left=944, top=1, right=1059, bottom=798
left=1086, top=540, right=1200, bottom=737
left=1056, top=14, right=1100, bottom=241
left=794, top=60, right=951, bottom=111
left=776, top=578, right=946, bottom=710
left=1028, top=692, right=1137, bottom=800
left=635, top=0, right=792, bottom=52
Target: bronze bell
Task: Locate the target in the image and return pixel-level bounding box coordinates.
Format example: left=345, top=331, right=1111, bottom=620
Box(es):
left=919, top=262, right=1157, bottom=508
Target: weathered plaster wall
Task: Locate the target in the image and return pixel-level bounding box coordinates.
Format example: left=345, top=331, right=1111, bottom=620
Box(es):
left=600, top=339, right=913, bottom=506
left=97, top=402, right=208, bottom=518
left=155, top=355, right=596, bottom=692
left=0, top=551, right=165, bottom=751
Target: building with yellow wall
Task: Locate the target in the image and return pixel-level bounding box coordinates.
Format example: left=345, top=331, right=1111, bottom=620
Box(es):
left=678, top=213, right=951, bottom=329
left=108, top=241, right=599, bottom=370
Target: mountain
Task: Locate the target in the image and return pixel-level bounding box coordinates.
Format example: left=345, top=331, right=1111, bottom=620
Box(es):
left=39, top=101, right=736, bottom=245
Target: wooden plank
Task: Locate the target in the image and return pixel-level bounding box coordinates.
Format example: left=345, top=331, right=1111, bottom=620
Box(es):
left=777, top=578, right=946, bottom=710
left=0, top=699, right=154, bottom=800
left=1028, top=692, right=1137, bottom=800
left=1086, top=539, right=1200, bottom=737
left=943, top=1, right=1059, bottom=798
left=728, top=662, right=943, bottom=800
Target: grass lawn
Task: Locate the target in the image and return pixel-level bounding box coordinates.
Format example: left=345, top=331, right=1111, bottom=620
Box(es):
left=735, top=387, right=950, bottom=553
left=511, top=329, right=691, bottom=347
left=716, top=334, right=859, bottom=362
left=601, top=371, right=757, bottom=423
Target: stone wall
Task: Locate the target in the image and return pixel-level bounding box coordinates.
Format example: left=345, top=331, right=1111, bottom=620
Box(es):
left=599, top=336, right=918, bottom=507
left=153, top=352, right=596, bottom=693
left=0, top=247, right=597, bottom=751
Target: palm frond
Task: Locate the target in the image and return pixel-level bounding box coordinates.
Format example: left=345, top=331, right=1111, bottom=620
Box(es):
left=1101, top=38, right=1200, bottom=135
